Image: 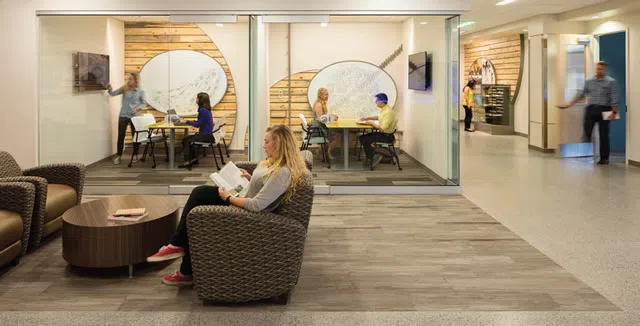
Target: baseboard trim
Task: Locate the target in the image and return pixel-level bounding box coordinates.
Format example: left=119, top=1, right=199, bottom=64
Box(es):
left=514, top=132, right=528, bottom=138
left=329, top=186, right=460, bottom=195
left=86, top=184, right=459, bottom=196
left=629, top=159, right=640, bottom=168
left=400, top=151, right=449, bottom=186
left=528, top=144, right=555, bottom=154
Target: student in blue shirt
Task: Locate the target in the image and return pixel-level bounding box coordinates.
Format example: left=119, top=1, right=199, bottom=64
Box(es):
left=107, top=73, right=147, bottom=165
left=179, top=92, right=215, bottom=169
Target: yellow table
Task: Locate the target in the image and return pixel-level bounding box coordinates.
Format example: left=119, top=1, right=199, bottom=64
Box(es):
left=325, top=119, right=373, bottom=170
left=145, top=120, right=193, bottom=170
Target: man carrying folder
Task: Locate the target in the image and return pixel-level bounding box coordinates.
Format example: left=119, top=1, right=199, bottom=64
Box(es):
left=559, top=61, right=619, bottom=165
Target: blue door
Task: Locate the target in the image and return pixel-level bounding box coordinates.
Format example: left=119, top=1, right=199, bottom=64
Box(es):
left=599, top=32, right=626, bottom=153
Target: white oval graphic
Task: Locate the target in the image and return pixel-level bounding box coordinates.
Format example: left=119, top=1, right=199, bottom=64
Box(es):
left=307, top=61, right=397, bottom=119
left=140, top=50, right=228, bottom=115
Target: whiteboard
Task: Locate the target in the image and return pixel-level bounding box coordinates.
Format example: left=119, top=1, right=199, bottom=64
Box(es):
left=140, top=50, right=228, bottom=115
left=307, top=61, right=397, bottom=119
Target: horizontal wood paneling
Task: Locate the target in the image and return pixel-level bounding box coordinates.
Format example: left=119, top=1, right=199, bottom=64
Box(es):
left=124, top=23, right=237, bottom=148
left=464, top=34, right=523, bottom=99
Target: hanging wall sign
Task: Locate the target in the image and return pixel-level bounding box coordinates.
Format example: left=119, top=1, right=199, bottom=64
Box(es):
left=469, top=57, right=496, bottom=85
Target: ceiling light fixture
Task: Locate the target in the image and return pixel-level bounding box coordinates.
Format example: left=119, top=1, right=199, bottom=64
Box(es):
left=216, top=23, right=224, bottom=27
left=496, top=0, right=516, bottom=5
left=420, top=22, right=427, bottom=25
left=591, top=15, right=600, bottom=19
left=320, top=22, right=328, bottom=27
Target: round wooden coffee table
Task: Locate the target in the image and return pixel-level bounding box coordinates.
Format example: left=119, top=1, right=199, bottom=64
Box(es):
left=62, top=195, right=179, bottom=277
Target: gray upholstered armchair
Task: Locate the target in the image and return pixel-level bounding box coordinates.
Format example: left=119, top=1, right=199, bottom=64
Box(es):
left=0, top=152, right=86, bottom=250
left=187, top=151, right=314, bottom=304
left=0, top=182, right=35, bottom=267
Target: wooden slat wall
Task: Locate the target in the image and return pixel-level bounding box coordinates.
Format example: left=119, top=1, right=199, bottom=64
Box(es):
left=463, top=34, right=522, bottom=98
left=124, top=22, right=237, bottom=147
left=271, top=70, right=319, bottom=143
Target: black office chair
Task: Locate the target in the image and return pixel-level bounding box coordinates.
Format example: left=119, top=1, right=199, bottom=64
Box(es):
left=193, top=131, right=224, bottom=171
left=299, top=114, right=332, bottom=168
left=370, top=129, right=402, bottom=171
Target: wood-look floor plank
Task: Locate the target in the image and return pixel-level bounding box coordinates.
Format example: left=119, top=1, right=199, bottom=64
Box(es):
left=0, top=195, right=618, bottom=312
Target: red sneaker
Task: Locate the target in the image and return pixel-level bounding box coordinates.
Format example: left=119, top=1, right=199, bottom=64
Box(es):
left=162, top=271, right=193, bottom=286
left=147, top=245, right=185, bottom=262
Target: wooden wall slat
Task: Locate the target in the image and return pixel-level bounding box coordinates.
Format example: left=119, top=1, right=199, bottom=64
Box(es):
left=123, top=23, right=238, bottom=147
left=124, top=27, right=207, bottom=36
left=463, top=33, right=523, bottom=100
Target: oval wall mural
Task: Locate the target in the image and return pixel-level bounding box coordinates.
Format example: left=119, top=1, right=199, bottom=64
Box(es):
left=469, top=57, right=496, bottom=85
left=124, top=22, right=237, bottom=147
left=140, top=50, right=228, bottom=115
left=307, top=61, right=398, bottom=119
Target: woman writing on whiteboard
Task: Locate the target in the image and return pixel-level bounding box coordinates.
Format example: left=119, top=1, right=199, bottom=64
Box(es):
left=462, top=79, right=476, bottom=132
left=107, top=72, right=148, bottom=164
left=312, top=88, right=341, bottom=160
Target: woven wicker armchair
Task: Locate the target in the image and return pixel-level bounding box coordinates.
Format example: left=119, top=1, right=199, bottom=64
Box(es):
left=0, top=151, right=86, bottom=250
left=0, top=182, right=35, bottom=267
left=187, top=151, right=314, bottom=304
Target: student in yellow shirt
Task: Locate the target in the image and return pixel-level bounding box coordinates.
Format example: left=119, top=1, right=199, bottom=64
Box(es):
left=462, top=79, right=477, bottom=132
left=359, top=93, right=398, bottom=168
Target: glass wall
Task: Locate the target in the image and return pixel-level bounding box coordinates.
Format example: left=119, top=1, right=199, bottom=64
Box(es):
left=39, top=15, right=249, bottom=178
left=250, top=15, right=461, bottom=187
left=38, top=13, right=460, bottom=189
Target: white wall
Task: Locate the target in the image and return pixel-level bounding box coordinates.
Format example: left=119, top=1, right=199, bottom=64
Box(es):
left=402, top=17, right=449, bottom=178
left=268, top=22, right=405, bottom=113
left=514, top=35, right=529, bottom=135
left=0, top=0, right=469, bottom=168
left=198, top=23, right=249, bottom=150
left=39, top=16, right=124, bottom=165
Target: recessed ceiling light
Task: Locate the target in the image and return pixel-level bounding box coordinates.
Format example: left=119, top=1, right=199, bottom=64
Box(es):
left=496, top=0, right=516, bottom=5
left=420, top=22, right=427, bottom=25
left=216, top=23, right=224, bottom=27
left=458, top=21, right=475, bottom=28
left=320, top=22, right=328, bottom=27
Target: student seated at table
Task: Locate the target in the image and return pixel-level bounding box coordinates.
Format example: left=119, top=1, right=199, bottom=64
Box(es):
left=178, top=92, right=214, bottom=169
left=146, top=124, right=309, bottom=286
left=312, top=88, right=341, bottom=159
left=358, top=93, right=398, bottom=168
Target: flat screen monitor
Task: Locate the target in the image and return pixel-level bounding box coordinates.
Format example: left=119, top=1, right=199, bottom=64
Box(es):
left=74, top=52, right=110, bottom=91
left=408, top=51, right=432, bottom=91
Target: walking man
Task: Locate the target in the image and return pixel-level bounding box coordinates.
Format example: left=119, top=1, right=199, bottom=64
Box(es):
left=559, top=61, right=619, bottom=165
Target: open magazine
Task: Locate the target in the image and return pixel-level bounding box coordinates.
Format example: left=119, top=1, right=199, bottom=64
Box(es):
left=209, top=162, right=250, bottom=197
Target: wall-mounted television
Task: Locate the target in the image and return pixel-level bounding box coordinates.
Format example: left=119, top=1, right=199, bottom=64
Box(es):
left=408, top=51, right=432, bottom=91
left=73, top=52, right=109, bottom=92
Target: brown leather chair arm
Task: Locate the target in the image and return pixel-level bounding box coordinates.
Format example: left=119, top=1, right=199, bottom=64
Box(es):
left=0, top=182, right=35, bottom=256
left=23, top=163, right=86, bottom=204
left=0, top=176, right=47, bottom=250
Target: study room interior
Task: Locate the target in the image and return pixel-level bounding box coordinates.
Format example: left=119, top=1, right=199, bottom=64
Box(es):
left=37, top=14, right=461, bottom=195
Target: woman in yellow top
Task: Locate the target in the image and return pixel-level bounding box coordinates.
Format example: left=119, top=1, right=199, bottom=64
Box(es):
left=462, top=80, right=477, bottom=132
